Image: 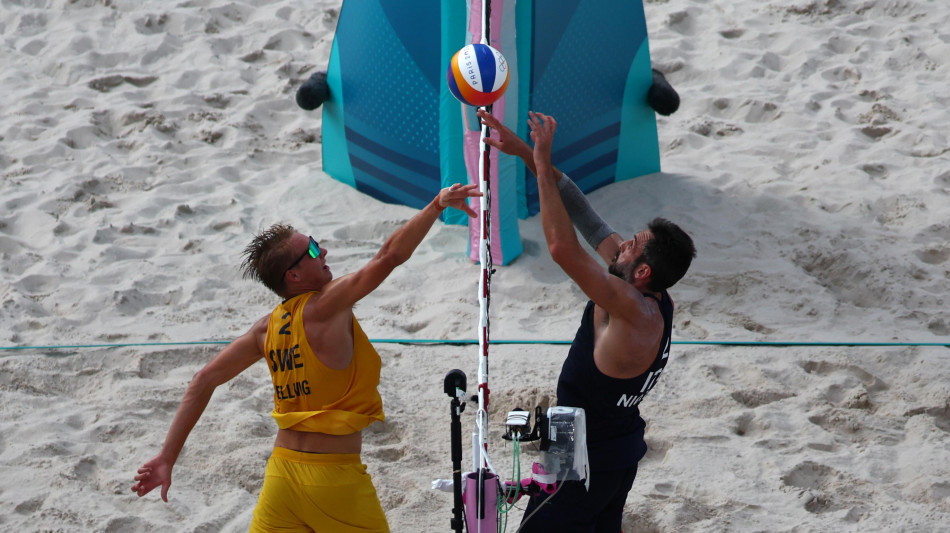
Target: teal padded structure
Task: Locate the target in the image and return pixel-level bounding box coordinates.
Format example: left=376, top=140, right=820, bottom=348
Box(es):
left=322, top=0, right=659, bottom=265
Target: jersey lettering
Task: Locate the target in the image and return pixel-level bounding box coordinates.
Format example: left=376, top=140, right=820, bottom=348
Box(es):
left=268, top=344, right=303, bottom=372
left=617, top=393, right=642, bottom=407
left=616, top=369, right=665, bottom=408
left=278, top=312, right=292, bottom=335
left=274, top=380, right=311, bottom=400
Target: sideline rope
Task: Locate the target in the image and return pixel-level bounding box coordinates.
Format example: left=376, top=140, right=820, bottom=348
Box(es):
left=2, top=339, right=948, bottom=352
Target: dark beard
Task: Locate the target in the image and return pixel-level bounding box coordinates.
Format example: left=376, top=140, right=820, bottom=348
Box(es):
left=608, top=261, right=630, bottom=282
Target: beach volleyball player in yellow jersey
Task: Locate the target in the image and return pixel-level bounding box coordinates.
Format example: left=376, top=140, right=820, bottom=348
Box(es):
left=131, top=183, right=480, bottom=532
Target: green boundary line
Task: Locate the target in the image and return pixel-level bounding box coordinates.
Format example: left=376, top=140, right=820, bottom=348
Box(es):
left=2, top=339, right=949, bottom=352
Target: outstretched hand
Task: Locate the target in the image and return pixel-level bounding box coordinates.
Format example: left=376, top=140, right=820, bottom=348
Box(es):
left=438, top=183, right=482, bottom=217
left=477, top=109, right=531, bottom=159
left=131, top=454, right=173, bottom=502
left=528, top=111, right=557, bottom=154
left=528, top=111, right=557, bottom=172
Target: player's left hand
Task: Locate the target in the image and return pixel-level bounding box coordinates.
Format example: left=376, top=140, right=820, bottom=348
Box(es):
left=438, top=183, right=482, bottom=217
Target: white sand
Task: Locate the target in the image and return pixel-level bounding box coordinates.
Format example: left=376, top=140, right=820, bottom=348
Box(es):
left=2, top=1, right=949, bottom=531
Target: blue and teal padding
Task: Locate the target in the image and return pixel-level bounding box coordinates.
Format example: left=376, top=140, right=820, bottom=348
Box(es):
left=439, top=0, right=471, bottom=227
left=322, top=0, right=659, bottom=265
left=324, top=1, right=454, bottom=209
left=522, top=0, right=659, bottom=214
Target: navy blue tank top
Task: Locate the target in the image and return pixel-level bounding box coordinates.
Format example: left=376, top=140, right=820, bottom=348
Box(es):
left=556, top=292, right=673, bottom=470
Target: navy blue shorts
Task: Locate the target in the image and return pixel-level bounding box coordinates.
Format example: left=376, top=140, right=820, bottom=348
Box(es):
left=518, top=465, right=638, bottom=533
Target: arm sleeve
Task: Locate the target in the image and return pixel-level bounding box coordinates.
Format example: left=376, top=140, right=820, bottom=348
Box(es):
left=556, top=173, right=616, bottom=250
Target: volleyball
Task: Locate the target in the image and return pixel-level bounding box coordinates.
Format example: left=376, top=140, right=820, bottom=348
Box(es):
left=446, top=43, right=510, bottom=107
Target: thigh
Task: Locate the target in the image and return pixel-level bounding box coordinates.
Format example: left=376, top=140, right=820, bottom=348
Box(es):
left=593, top=466, right=638, bottom=533
left=250, top=456, right=389, bottom=533
left=518, top=467, right=639, bottom=533
left=297, top=463, right=389, bottom=532
left=250, top=462, right=310, bottom=533
left=518, top=480, right=595, bottom=533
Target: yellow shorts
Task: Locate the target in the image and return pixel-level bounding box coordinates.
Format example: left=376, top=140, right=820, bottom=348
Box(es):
left=249, top=447, right=390, bottom=533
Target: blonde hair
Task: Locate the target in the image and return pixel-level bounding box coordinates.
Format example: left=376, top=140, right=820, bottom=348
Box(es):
left=240, top=224, right=298, bottom=296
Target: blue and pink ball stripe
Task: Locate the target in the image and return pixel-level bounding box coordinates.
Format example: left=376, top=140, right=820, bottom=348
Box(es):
left=447, top=43, right=509, bottom=107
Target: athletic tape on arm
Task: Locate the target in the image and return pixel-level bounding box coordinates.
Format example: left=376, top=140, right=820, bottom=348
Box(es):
left=557, top=173, right=616, bottom=249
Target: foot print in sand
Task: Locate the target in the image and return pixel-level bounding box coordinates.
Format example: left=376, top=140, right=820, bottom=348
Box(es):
left=781, top=461, right=871, bottom=521
left=363, top=419, right=408, bottom=463
left=731, top=388, right=794, bottom=409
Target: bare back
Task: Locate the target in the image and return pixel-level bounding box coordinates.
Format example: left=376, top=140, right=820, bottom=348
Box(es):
left=301, top=291, right=357, bottom=370
left=591, top=295, right=664, bottom=379
left=266, top=293, right=368, bottom=454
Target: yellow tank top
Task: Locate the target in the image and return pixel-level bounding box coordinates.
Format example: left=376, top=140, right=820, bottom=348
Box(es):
left=263, top=292, right=384, bottom=434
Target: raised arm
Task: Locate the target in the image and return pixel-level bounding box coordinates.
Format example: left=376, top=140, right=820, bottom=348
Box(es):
left=529, top=112, right=643, bottom=317
left=478, top=109, right=620, bottom=262
left=310, top=184, right=481, bottom=320
left=131, top=316, right=268, bottom=501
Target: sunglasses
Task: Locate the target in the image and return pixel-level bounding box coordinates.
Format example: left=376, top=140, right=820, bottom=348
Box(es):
left=285, top=236, right=321, bottom=273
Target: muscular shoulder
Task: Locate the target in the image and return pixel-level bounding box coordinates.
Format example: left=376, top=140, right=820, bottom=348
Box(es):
left=250, top=314, right=271, bottom=350
left=598, top=298, right=662, bottom=341
left=298, top=295, right=355, bottom=365
left=594, top=298, right=664, bottom=378
left=252, top=314, right=270, bottom=333
left=300, top=291, right=351, bottom=325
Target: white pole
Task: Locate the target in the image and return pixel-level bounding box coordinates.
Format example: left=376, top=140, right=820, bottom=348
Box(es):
left=474, top=5, right=494, bottom=533
left=475, top=0, right=492, bottom=476
left=476, top=126, right=490, bottom=474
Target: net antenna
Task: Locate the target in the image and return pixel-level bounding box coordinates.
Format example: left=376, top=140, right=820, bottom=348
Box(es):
left=471, top=0, right=497, bottom=531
